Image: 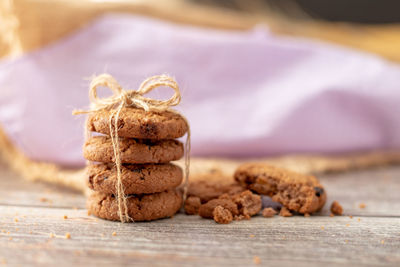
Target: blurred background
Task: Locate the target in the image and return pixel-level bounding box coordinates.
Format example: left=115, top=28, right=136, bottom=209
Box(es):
left=2, top=0, right=400, bottom=61
left=1, top=0, right=400, bottom=167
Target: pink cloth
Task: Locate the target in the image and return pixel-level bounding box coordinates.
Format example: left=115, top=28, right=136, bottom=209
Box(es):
left=0, top=14, right=400, bottom=167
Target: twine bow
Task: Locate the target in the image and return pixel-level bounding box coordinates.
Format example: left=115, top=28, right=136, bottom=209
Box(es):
left=74, top=74, right=190, bottom=222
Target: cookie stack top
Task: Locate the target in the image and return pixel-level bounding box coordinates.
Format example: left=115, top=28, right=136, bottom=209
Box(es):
left=87, top=108, right=188, bottom=140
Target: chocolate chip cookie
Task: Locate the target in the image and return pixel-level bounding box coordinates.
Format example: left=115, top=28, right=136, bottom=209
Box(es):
left=87, top=163, right=183, bottom=194
left=83, top=136, right=184, bottom=164
left=87, top=189, right=182, bottom=221
left=234, top=163, right=326, bottom=214
left=87, top=108, right=188, bottom=140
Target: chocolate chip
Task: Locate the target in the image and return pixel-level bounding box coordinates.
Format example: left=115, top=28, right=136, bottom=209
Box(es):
left=131, top=166, right=144, bottom=173
left=88, top=174, right=94, bottom=185
left=140, top=123, right=158, bottom=137
left=314, top=187, right=324, bottom=197
left=261, top=196, right=282, bottom=211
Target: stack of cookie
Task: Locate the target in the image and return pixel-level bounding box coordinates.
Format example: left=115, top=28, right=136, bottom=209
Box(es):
left=83, top=108, right=188, bottom=221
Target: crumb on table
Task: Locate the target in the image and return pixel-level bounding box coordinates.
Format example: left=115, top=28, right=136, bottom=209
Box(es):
left=262, top=207, right=277, bottom=218
left=253, top=256, right=261, bottom=264
left=330, top=201, right=343, bottom=215
left=279, top=207, right=293, bottom=217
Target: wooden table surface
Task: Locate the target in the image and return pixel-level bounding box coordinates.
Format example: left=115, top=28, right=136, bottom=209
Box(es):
left=0, top=163, right=399, bottom=266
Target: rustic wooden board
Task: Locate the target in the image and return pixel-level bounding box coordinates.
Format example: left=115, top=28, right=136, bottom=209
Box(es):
left=0, top=209, right=399, bottom=267
left=1, top=165, right=400, bottom=266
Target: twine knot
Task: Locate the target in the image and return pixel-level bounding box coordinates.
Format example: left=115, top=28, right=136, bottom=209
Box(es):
left=82, top=73, right=182, bottom=114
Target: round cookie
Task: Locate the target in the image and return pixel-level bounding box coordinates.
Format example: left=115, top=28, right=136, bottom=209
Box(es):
left=87, top=190, right=182, bottom=221
left=234, top=163, right=326, bottom=214
left=87, top=163, right=183, bottom=194
left=83, top=136, right=184, bottom=164
left=87, top=108, right=188, bottom=140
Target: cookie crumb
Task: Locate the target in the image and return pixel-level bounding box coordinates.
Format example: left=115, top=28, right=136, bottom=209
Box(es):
left=253, top=256, right=261, bottom=265
left=249, top=234, right=255, bottom=238
left=357, top=218, right=361, bottom=222
left=184, top=196, right=201, bottom=215
left=15, top=228, right=19, bottom=232
left=14, top=218, right=19, bottom=222
left=49, top=233, right=55, bottom=238
left=29, top=231, right=32, bottom=234
left=381, top=240, right=385, bottom=244
left=213, top=206, right=233, bottom=224
left=63, top=215, right=68, bottom=220
left=279, top=207, right=293, bottom=217
left=65, top=232, right=71, bottom=239
left=234, top=214, right=250, bottom=221
left=359, top=203, right=366, bottom=209
left=345, top=224, right=350, bottom=227
left=320, top=226, right=325, bottom=230
left=262, top=207, right=277, bottom=218
left=6, top=232, right=10, bottom=235
left=345, top=240, right=349, bottom=244
left=330, top=201, right=343, bottom=216
left=1, top=230, right=5, bottom=233
left=232, top=190, right=261, bottom=217
left=39, top=197, right=48, bottom=202
left=8, top=237, right=12, bottom=241
left=349, top=215, right=353, bottom=219
left=304, top=213, right=310, bottom=217
left=112, top=232, right=117, bottom=236
left=329, top=213, right=334, bottom=217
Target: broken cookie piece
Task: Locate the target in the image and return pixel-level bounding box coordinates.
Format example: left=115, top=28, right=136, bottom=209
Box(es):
left=197, top=190, right=261, bottom=223
left=199, top=198, right=239, bottom=219
left=213, top=205, right=233, bottom=224
left=184, top=196, right=202, bottom=215
left=234, top=163, right=326, bottom=214
left=232, top=190, right=261, bottom=217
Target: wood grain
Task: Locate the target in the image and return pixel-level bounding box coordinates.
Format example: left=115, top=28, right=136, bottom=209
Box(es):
left=0, top=210, right=399, bottom=266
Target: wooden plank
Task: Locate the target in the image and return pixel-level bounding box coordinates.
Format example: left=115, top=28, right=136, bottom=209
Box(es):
left=0, top=207, right=399, bottom=267
left=0, top=166, right=85, bottom=209
left=318, top=166, right=400, bottom=217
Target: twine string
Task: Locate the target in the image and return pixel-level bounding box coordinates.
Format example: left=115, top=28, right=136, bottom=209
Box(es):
left=74, top=74, right=190, bottom=222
